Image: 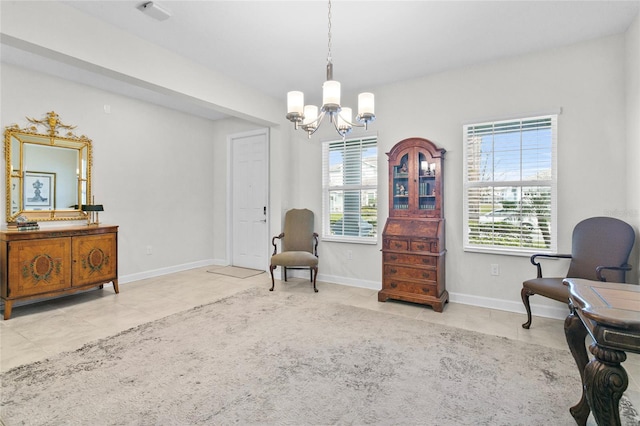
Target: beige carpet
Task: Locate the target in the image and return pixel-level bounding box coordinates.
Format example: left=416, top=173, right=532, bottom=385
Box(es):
left=207, top=266, right=264, bottom=278
left=1, top=288, right=638, bottom=425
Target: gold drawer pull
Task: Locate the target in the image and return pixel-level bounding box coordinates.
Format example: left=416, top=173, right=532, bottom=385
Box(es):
left=394, top=242, right=403, bottom=249
left=389, top=268, right=397, bottom=274
left=422, top=258, right=430, bottom=264
left=422, top=272, right=430, bottom=279
left=416, top=244, right=425, bottom=250
left=391, top=282, right=398, bottom=288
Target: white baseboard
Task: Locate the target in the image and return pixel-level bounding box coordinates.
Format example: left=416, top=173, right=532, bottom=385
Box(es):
left=316, top=272, right=568, bottom=321
left=448, top=291, right=570, bottom=321
left=316, top=272, right=380, bottom=290
left=119, top=259, right=219, bottom=284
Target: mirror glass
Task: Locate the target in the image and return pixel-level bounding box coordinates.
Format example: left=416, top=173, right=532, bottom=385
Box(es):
left=5, top=112, right=92, bottom=222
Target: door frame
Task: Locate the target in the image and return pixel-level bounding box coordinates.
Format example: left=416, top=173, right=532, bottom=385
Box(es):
left=226, top=128, right=270, bottom=270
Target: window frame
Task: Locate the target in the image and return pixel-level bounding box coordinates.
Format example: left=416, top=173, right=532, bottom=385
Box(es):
left=462, top=114, right=558, bottom=256
left=321, top=135, right=378, bottom=244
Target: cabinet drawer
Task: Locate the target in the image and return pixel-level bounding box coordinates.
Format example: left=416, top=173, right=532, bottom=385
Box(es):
left=410, top=239, right=440, bottom=253
left=383, top=252, right=436, bottom=267
left=384, top=238, right=408, bottom=251
left=384, top=264, right=436, bottom=282
left=8, top=238, right=71, bottom=297
left=384, top=279, right=437, bottom=296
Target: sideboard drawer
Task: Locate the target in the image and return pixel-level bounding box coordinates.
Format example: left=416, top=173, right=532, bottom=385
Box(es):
left=410, top=239, right=440, bottom=253
left=383, top=252, right=436, bottom=267
left=384, top=238, right=409, bottom=251
left=383, top=264, right=437, bottom=282
left=386, top=279, right=437, bottom=297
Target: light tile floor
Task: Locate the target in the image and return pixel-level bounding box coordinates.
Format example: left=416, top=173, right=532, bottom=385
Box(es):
left=1, top=266, right=639, bottom=412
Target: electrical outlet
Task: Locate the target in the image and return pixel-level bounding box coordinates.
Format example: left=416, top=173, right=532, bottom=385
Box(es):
left=490, top=264, right=500, bottom=276
left=347, top=250, right=353, bottom=260
left=146, top=245, right=153, bottom=255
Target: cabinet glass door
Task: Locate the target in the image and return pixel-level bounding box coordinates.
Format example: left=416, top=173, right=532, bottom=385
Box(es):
left=392, top=153, right=410, bottom=210
left=418, top=151, right=436, bottom=211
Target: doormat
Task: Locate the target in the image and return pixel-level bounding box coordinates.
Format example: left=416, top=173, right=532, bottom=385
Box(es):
left=207, top=266, right=265, bottom=279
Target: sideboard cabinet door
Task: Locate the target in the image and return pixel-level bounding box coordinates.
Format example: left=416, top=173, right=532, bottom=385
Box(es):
left=9, top=237, right=71, bottom=298
left=72, top=233, right=117, bottom=287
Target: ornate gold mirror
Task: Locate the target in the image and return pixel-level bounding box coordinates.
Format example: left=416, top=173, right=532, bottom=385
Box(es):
left=4, top=111, right=91, bottom=222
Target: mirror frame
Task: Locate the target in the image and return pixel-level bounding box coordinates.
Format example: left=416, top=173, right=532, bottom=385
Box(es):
left=4, top=111, right=92, bottom=222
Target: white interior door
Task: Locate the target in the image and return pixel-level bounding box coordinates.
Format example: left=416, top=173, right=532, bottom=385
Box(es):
left=229, top=129, right=269, bottom=270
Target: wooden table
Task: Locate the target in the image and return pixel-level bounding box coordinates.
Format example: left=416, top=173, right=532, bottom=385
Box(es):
left=564, top=278, right=640, bottom=425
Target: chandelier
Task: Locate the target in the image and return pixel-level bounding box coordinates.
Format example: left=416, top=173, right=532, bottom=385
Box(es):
left=286, top=0, right=375, bottom=138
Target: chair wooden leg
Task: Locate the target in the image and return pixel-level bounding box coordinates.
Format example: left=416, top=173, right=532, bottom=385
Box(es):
left=521, top=287, right=534, bottom=329
left=283, top=267, right=287, bottom=282
left=312, top=266, right=318, bottom=293
left=269, top=265, right=276, bottom=291
left=309, top=268, right=313, bottom=282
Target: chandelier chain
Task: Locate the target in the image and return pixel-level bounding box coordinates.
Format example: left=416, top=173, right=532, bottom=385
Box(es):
left=327, top=0, right=332, bottom=62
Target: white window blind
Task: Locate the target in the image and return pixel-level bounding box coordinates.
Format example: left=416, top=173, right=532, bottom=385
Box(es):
left=463, top=115, right=557, bottom=254
left=322, top=136, right=378, bottom=243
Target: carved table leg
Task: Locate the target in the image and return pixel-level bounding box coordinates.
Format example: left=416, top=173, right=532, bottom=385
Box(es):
left=565, top=309, right=591, bottom=425
left=584, top=343, right=628, bottom=426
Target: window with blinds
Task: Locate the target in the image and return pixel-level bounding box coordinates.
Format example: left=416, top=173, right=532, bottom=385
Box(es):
left=322, top=136, right=378, bottom=243
left=463, top=115, right=557, bottom=254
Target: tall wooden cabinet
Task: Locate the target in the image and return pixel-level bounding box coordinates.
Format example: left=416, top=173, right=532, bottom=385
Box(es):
left=378, top=138, right=447, bottom=312
left=0, top=225, right=118, bottom=319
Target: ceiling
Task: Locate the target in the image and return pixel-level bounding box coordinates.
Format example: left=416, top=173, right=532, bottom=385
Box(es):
left=2, top=1, right=639, bottom=122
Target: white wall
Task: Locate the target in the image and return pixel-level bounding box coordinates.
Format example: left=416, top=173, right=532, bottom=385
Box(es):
left=0, top=64, right=222, bottom=281
left=292, top=33, right=636, bottom=318
left=626, top=14, right=640, bottom=284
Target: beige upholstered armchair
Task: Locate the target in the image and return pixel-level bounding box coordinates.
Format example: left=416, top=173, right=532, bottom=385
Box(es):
left=269, top=209, right=319, bottom=293
left=521, top=216, right=635, bottom=329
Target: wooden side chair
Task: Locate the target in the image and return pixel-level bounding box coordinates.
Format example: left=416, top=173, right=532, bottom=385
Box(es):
left=269, top=209, right=319, bottom=293
left=521, top=216, right=635, bottom=329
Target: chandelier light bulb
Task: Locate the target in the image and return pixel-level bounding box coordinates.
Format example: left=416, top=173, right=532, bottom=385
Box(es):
left=287, top=91, right=304, bottom=115
left=358, top=93, right=375, bottom=115
left=322, top=80, right=341, bottom=108
left=338, top=107, right=352, bottom=130
left=303, top=105, right=318, bottom=126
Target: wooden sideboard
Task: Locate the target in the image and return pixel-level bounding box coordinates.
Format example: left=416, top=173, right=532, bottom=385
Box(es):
left=0, top=225, right=118, bottom=320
